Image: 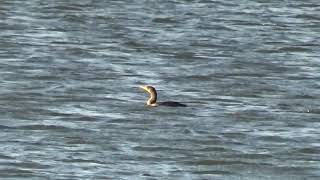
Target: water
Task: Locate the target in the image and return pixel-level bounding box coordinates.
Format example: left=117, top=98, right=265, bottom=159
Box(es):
left=1, top=0, right=320, bottom=179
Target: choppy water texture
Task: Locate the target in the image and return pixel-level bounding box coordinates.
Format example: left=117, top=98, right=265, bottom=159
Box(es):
left=1, top=0, right=320, bottom=179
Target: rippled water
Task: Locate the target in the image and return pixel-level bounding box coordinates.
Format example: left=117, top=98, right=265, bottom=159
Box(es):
left=1, top=0, right=320, bottom=179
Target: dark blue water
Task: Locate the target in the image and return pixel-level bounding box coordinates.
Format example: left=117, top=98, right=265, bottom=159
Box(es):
left=1, top=0, right=320, bottom=179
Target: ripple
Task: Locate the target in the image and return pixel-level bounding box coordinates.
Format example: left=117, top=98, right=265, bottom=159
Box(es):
left=185, top=160, right=252, bottom=166
left=193, top=170, right=233, bottom=175
left=152, top=17, right=177, bottom=23
left=278, top=46, right=312, bottom=52
left=0, top=168, right=34, bottom=178
left=15, top=125, right=76, bottom=131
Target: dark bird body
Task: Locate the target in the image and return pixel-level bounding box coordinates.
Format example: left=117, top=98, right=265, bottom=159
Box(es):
left=158, top=101, right=187, bottom=107
left=139, top=85, right=187, bottom=107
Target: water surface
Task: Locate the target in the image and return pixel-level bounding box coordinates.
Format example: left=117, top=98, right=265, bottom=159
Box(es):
left=1, top=0, right=320, bottom=179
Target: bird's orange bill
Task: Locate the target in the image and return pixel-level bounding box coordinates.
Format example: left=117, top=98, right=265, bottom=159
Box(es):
left=139, top=85, right=148, bottom=92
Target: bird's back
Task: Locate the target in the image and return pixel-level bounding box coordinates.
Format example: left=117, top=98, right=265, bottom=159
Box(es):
left=159, top=101, right=187, bottom=107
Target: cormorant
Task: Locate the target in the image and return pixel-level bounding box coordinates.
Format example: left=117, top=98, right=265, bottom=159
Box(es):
left=139, top=85, right=187, bottom=107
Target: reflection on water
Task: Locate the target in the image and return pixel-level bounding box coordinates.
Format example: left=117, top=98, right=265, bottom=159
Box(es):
left=1, top=0, right=320, bottom=179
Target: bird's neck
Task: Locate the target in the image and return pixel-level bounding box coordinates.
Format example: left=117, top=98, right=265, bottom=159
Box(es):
left=147, top=91, right=157, bottom=105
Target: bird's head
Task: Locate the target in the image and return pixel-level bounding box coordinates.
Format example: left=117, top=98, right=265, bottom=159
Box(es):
left=139, top=85, right=157, bottom=105
left=139, top=85, right=156, bottom=94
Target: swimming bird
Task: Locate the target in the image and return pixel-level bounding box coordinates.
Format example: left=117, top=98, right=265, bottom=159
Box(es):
left=139, top=85, right=187, bottom=107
